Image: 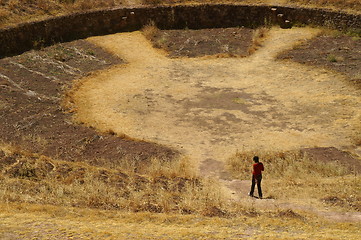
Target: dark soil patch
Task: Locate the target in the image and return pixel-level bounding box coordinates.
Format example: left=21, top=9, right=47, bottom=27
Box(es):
left=277, top=209, right=304, bottom=219
left=301, top=147, right=361, bottom=174
left=149, top=27, right=255, bottom=58
left=0, top=40, right=177, bottom=169
left=278, top=33, right=361, bottom=88
left=322, top=196, right=361, bottom=211
left=201, top=206, right=228, bottom=218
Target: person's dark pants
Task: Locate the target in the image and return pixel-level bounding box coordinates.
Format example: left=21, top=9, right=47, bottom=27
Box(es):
left=249, top=174, right=262, bottom=198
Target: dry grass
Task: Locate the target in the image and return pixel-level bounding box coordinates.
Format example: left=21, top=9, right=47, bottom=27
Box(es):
left=0, top=0, right=360, bottom=28
left=0, top=143, right=227, bottom=216
left=70, top=0, right=119, bottom=11
left=0, top=202, right=360, bottom=239
left=351, top=114, right=361, bottom=146
left=227, top=150, right=361, bottom=211
left=296, top=0, right=361, bottom=10
left=141, top=0, right=361, bottom=10
left=141, top=21, right=160, bottom=41
left=0, top=1, right=360, bottom=237
left=2, top=141, right=359, bottom=222
left=0, top=0, right=122, bottom=27
left=0, top=8, right=10, bottom=22
left=142, top=23, right=263, bottom=58
left=0, top=99, right=10, bottom=110
left=227, top=150, right=349, bottom=180
left=141, top=21, right=172, bottom=50
left=142, top=0, right=163, bottom=5
left=248, top=27, right=269, bottom=54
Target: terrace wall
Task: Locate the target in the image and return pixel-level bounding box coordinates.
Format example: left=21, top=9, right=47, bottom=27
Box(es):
left=0, top=4, right=360, bottom=58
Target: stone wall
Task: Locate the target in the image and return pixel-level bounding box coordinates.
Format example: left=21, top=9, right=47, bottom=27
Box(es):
left=0, top=4, right=360, bottom=58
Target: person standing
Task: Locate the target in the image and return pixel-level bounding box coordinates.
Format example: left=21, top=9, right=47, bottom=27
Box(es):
left=249, top=156, right=264, bottom=199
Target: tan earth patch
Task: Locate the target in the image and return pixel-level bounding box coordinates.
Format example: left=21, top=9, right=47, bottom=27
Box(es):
left=71, top=27, right=361, bottom=174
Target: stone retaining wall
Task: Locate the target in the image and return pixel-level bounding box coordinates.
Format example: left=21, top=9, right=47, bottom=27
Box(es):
left=0, top=4, right=360, bottom=58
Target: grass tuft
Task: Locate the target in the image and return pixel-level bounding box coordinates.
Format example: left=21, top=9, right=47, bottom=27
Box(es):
left=248, top=27, right=269, bottom=55
left=327, top=53, right=344, bottom=62
left=142, top=21, right=160, bottom=41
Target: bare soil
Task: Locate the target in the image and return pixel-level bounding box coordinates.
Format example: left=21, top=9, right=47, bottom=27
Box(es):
left=278, top=33, right=361, bottom=89
left=150, top=27, right=255, bottom=58
left=0, top=40, right=177, bottom=170
left=302, top=147, right=361, bottom=174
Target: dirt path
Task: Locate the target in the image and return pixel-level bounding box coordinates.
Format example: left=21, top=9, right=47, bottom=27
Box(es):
left=71, top=27, right=361, bottom=220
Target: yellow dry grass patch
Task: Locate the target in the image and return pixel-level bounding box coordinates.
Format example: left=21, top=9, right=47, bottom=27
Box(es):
left=227, top=150, right=349, bottom=180
left=227, top=150, right=361, bottom=212
left=0, top=202, right=360, bottom=239
left=0, top=142, right=228, bottom=215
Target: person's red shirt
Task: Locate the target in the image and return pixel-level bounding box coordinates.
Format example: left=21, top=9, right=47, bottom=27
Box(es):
left=252, top=162, right=264, bottom=176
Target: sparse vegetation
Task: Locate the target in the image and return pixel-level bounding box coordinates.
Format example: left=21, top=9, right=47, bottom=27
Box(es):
left=227, top=150, right=361, bottom=211
left=351, top=115, right=361, bottom=146
left=248, top=27, right=269, bottom=55
left=142, top=0, right=163, bottom=5
left=141, top=23, right=257, bottom=58
left=297, top=0, right=361, bottom=11
left=1, top=1, right=361, bottom=238
left=0, top=7, right=10, bottom=22
left=278, top=30, right=361, bottom=90
left=1, top=202, right=359, bottom=239
left=0, top=144, right=226, bottom=215
left=0, top=0, right=121, bottom=27
left=327, top=53, right=338, bottom=62
left=327, top=53, right=344, bottom=62
left=227, top=150, right=349, bottom=180
left=1, top=146, right=360, bottom=238
left=141, top=21, right=160, bottom=42
left=1, top=0, right=361, bottom=28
